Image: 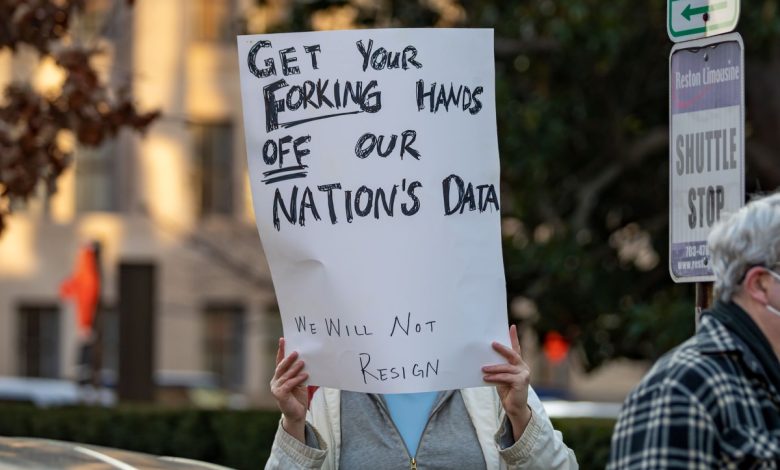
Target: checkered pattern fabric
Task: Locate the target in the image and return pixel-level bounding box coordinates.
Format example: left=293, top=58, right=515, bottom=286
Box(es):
left=608, top=314, right=780, bottom=469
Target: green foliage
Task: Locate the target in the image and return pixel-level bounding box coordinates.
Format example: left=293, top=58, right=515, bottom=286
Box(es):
left=209, top=411, right=280, bottom=467
left=0, top=404, right=614, bottom=469
left=551, top=418, right=615, bottom=469
left=486, top=0, right=690, bottom=370
left=0, top=405, right=272, bottom=468
left=265, top=0, right=780, bottom=369
left=0, top=1, right=158, bottom=234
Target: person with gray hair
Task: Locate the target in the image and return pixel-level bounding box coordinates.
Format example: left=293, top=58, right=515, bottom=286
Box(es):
left=608, top=193, right=780, bottom=469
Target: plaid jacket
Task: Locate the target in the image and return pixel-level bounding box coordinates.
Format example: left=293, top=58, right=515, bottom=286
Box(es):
left=608, top=313, right=780, bottom=469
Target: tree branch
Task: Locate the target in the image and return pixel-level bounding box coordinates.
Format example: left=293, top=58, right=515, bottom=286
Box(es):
left=572, top=127, right=668, bottom=230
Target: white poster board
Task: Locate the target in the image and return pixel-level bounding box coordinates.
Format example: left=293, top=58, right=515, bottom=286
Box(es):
left=237, top=28, right=508, bottom=393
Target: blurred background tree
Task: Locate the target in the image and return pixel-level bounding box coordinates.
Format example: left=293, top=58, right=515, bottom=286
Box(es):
left=0, top=0, right=158, bottom=234
left=3, top=0, right=778, bottom=372
left=247, top=0, right=780, bottom=370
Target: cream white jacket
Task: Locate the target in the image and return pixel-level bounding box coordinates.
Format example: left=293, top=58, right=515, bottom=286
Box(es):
left=265, top=386, right=578, bottom=469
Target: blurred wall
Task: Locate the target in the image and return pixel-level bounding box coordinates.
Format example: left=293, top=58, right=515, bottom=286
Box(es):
left=0, top=0, right=281, bottom=407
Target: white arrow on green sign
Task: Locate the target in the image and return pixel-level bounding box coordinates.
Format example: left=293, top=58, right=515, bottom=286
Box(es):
left=668, top=0, right=739, bottom=42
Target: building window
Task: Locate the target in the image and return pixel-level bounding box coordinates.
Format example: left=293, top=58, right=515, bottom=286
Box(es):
left=76, top=139, right=118, bottom=212
left=192, top=122, right=234, bottom=217
left=203, top=303, right=245, bottom=390
left=74, top=0, right=113, bottom=39
left=98, top=306, right=119, bottom=376
left=17, top=305, right=61, bottom=378
left=192, top=0, right=235, bottom=43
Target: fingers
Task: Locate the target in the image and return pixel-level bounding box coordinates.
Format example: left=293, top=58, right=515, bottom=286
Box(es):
left=276, top=361, right=308, bottom=392
left=271, top=358, right=308, bottom=394
left=482, top=364, right=519, bottom=374
left=275, top=337, right=285, bottom=366
left=280, top=357, right=305, bottom=381
left=271, top=339, right=308, bottom=396
left=482, top=361, right=530, bottom=386
left=274, top=350, right=299, bottom=379
left=283, top=371, right=309, bottom=391
left=492, top=341, right=522, bottom=365
left=509, top=324, right=521, bottom=354
left=482, top=373, right=522, bottom=385
left=271, top=372, right=308, bottom=402
left=486, top=328, right=530, bottom=386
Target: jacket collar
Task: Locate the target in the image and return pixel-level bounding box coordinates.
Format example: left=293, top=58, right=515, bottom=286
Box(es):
left=696, top=313, right=743, bottom=355
left=698, top=303, right=780, bottom=396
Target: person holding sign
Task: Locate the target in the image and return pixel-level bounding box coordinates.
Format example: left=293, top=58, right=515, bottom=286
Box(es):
left=265, top=325, right=578, bottom=469
left=237, top=27, right=577, bottom=470
left=608, top=194, right=780, bottom=468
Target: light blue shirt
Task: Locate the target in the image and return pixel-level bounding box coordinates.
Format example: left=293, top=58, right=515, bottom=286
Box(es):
left=382, top=392, right=439, bottom=456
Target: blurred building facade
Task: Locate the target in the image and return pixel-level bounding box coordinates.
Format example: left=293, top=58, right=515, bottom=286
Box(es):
left=0, top=0, right=283, bottom=406
left=0, top=0, right=648, bottom=407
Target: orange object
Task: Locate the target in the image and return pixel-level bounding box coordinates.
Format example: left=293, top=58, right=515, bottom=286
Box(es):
left=60, top=245, right=100, bottom=335
left=543, top=331, right=570, bottom=364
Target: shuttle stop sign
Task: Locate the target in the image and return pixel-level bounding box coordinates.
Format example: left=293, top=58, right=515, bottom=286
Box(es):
left=669, top=33, right=744, bottom=283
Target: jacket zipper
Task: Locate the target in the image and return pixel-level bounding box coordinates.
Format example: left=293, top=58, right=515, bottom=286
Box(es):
left=374, top=391, right=453, bottom=470
left=378, top=404, right=415, bottom=466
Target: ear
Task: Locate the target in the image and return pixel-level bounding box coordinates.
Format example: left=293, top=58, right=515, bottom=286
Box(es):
left=742, top=266, right=771, bottom=304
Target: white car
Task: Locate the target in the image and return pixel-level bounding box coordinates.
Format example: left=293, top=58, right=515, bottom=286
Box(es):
left=0, top=377, right=83, bottom=407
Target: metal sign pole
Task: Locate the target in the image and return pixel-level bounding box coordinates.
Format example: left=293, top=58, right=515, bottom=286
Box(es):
left=668, top=1, right=741, bottom=332
left=694, top=281, right=714, bottom=329
left=91, top=240, right=104, bottom=391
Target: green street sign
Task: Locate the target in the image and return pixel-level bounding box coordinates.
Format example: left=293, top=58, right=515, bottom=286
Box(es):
left=668, top=0, right=739, bottom=42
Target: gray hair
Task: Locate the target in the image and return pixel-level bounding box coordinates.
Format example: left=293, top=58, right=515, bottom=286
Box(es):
left=708, top=192, right=780, bottom=302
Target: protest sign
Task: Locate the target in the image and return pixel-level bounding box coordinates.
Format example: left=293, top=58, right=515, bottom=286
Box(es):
left=237, top=28, right=508, bottom=393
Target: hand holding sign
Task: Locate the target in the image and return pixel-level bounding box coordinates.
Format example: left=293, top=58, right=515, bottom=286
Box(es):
left=482, top=324, right=533, bottom=441
left=271, top=338, right=308, bottom=442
